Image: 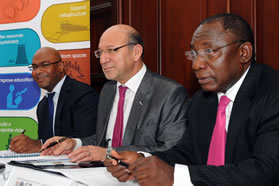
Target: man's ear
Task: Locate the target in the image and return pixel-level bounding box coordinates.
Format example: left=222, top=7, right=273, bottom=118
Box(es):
left=58, top=60, right=65, bottom=71
left=239, top=42, right=253, bottom=64
left=133, top=44, right=143, bottom=61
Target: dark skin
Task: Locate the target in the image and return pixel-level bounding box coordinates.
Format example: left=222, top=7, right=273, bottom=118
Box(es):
left=9, top=134, right=42, bottom=153
left=129, top=156, right=174, bottom=186
left=104, top=150, right=142, bottom=182
left=191, top=22, right=252, bottom=93
left=31, top=47, right=65, bottom=92
left=104, top=21, right=253, bottom=185
left=104, top=151, right=174, bottom=186
left=9, top=47, right=65, bottom=153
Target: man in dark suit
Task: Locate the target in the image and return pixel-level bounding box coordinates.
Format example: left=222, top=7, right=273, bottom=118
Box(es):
left=104, top=14, right=279, bottom=185
left=41, top=25, right=189, bottom=162
left=10, top=47, right=99, bottom=153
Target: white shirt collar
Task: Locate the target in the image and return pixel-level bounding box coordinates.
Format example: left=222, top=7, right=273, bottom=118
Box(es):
left=117, top=64, right=147, bottom=93
left=46, top=75, right=66, bottom=96
left=217, top=65, right=251, bottom=102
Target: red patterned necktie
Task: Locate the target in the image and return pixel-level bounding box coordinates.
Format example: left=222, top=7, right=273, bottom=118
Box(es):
left=112, top=86, right=128, bottom=148
left=207, top=95, right=230, bottom=166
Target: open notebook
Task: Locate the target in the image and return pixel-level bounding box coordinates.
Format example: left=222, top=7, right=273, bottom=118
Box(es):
left=0, top=150, right=40, bottom=158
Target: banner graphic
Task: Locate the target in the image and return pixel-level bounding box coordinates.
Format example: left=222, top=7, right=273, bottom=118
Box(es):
left=0, top=0, right=91, bottom=150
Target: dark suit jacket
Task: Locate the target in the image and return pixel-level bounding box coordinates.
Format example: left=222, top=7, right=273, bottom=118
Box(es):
left=81, top=69, right=189, bottom=152
left=154, top=62, right=279, bottom=185
left=37, top=76, right=99, bottom=142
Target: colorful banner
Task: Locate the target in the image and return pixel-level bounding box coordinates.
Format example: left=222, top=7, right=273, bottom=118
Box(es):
left=0, top=0, right=91, bottom=150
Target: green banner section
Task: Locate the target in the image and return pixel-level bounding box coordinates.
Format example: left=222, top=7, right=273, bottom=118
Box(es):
left=0, top=117, right=38, bottom=150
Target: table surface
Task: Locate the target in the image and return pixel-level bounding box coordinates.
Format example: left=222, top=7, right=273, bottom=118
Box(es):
left=0, top=159, right=138, bottom=186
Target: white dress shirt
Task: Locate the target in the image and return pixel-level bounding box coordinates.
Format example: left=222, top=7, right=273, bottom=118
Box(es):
left=105, top=64, right=147, bottom=147
left=173, top=66, right=250, bottom=185
left=74, top=64, right=147, bottom=148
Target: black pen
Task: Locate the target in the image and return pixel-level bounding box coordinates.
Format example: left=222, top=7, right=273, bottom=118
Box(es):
left=39, top=137, right=67, bottom=152
left=21, top=129, right=26, bottom=134
left=108, top=156, right=129, bottom=168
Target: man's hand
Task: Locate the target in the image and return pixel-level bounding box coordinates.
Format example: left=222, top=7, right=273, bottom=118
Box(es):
left=68, top=146, right=106, bottom=162
left=104, top=150, right=143, bottom=182
left=10, top=135, right=41, bottom=153
left=40, top=136, right=76, bottom=155
left=129, top=156, right=174, bottom=186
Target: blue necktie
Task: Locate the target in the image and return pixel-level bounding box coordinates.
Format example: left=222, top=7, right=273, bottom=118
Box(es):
left=46, top=92, right=55, bottom=140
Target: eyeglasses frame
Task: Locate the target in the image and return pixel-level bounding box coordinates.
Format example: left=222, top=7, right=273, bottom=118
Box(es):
left=28, top=60, right=62, bottom=71
left=185, top=40, right=246, bottom=62
left=94, top=43, right=137, bottom=58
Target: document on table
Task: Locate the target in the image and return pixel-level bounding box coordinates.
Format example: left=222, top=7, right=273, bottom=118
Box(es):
left=0, top=150, right=40, bottom=158
left=1, top=152, right=139, bottom=186
left=48, top=167, right=139, bottom=186
left=0, top=151, right=76, bottom=166
left=5, top=166, right=83, bottom=186
left=10, top=156, right=78, bottom=166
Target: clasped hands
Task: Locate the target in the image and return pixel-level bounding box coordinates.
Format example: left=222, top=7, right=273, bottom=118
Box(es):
left=104, top=150, right=174, bottom=186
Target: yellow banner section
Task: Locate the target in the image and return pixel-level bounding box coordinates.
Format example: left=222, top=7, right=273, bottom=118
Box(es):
left=42, top=1, right=90, bottom=43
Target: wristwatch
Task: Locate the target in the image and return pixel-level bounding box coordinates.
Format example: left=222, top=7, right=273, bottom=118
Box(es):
left=106, top=147, right=115, bottom=159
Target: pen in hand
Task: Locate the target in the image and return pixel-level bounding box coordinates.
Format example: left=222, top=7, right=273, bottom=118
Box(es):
left=39, top=137, right=67, bottom=153
left=106, top=152, right=129, bottom=168
left=110, top=156, right=129, bottom=168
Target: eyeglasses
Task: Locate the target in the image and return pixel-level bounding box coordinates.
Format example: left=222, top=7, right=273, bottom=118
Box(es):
left=28, top=60, right=61, bottom=71
left=185, top=40, right=245, bottom=62
left=94, top=43, right=136, bottom=58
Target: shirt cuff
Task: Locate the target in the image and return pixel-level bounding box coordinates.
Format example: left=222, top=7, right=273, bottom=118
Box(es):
left=137, top=151, right=152, bottom=157
left=73, top=138, right=82, bottom=151
left=173, top=164, right=192, bottom=186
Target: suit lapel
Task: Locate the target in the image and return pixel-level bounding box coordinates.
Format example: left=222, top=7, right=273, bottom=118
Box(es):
left=97, top=83, right=117, bottom=146
left=199, top=92, right=219, bottom=161
left=38, top=96, right=49, bottom=138
left=122, top=70, right=152, bottom=146
left=39, top=97, right=49, bottom=122
left=55, top=76, right=71, bottom=126
left=225, top=63, right=260, bottom=163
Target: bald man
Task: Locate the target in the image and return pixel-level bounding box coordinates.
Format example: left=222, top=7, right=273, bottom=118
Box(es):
left=41, top=24, right=189, bottom=163
left=10, top=47, right=99, bottom=153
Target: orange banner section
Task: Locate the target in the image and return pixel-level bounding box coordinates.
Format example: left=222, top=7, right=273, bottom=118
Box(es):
left=59, top=48, right=91, bottom=85
left=0, top=0, right=40, bottom=24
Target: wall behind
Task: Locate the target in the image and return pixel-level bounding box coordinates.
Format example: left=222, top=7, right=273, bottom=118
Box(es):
left=91, top=0, right=279, bottom=96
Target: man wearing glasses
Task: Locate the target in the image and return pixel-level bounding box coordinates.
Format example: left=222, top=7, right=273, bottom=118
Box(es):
left=10, top=47, right=99, bottom=153
left=104, top=14, right=279, bottom=185
left=41, top=25, right=189, bottom=163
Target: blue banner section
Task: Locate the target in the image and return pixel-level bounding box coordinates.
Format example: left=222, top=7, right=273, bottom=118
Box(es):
left=0, top=73, right=40, bottom=110
left=0, top=28, right=41, bottom=67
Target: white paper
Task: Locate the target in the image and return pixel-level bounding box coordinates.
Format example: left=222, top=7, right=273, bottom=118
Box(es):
left=1, top=153, right=139, bottom=186
left=5, top=166, right=82, bottom=186
left=14, top=156, right=78, bottom=166
left=0, top=153, right=71, bottom=163
left=48, top=167, right=139, bottom=186
left=0, top=150, right=40, bottom=158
